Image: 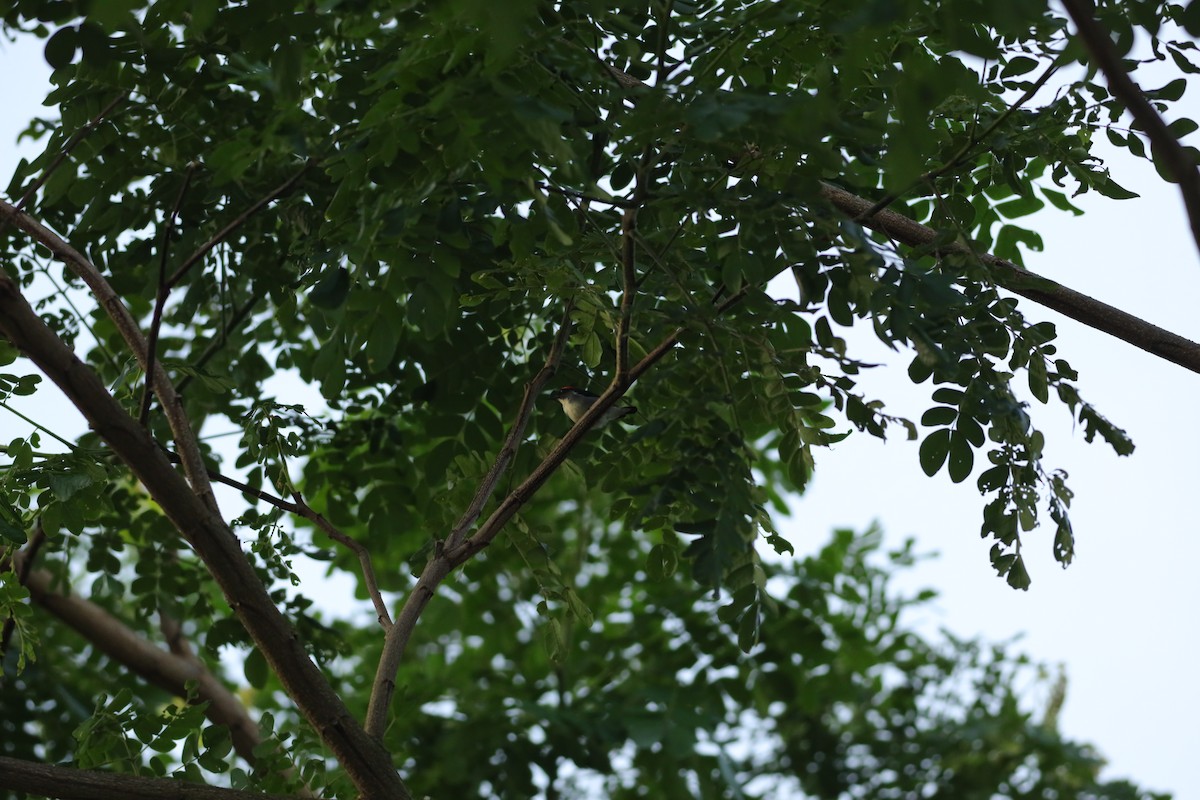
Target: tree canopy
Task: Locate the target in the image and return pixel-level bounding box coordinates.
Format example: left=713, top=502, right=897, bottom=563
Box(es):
left=1, top=0, right=1197, bottom=798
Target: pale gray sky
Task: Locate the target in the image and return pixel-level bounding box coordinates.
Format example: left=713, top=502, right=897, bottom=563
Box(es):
left=1, top=26, right=1196, bottom=798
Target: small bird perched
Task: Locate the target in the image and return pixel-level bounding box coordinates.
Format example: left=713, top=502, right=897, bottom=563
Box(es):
left=550, top=386, right=637, bottom=427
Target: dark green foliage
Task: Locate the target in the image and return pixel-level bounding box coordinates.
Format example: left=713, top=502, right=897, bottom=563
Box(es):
left=0, top=0, right=1190, bottom=796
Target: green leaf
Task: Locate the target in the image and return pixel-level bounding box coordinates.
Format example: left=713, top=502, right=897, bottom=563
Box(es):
left=920, top=406, right=957, bottom=426
left=646, top=543, right=678, bottom=581
left=947, top=432, right=974, bottom=483
left=1093, top=174, right=1140, bottom=200
left=44, top=26, right=77, bottom=69
left=309, top=267, right=350, bottom=309
left=919, top=428, right=951, bottom=477
left=1006, top=554, right=1031, bottom=590
left=243, top=648, right=269, bottom=689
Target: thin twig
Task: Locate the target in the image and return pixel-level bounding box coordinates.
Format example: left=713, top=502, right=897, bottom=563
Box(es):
left=291, top=492, right=393, bottom=629
left=1061, top=0, right=1200, bottom=259
left=0, top=401, right=79, bottom=450
left=536, top=182, right=635, bottom=208
left=166, top=160, right=312, bottom=289
left=614, top=207, right=638, bottom=382
left=856, top=56, right=1062, bottom=222
left=140, top=163, right=197, bottom=425
left=0, top=92, right=128, bottom=237
left=177, top=287, right=269, bottom=392
left=158, top=448, right=393, bottom=629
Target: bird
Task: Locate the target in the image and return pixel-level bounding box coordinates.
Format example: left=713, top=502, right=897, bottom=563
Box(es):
left=549, top=386, right=637, bottom=427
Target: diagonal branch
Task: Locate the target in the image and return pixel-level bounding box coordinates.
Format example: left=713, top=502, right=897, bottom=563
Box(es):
left=365, top=303, right=576, bottom=737
left=0, top=199, right=219, bottom=514
left=856, top=55, right=1062, bottom=222
left=364, top=312, right=686, bottom=738
left=291, top=492, right=393, bottom=629
left=15, top=558, right=263, bottom=765
left=0, top=755, right=297, bottom=800
left=160, top=448, right=394, bottom=630
left=0, top=92, right=128, bottom=238
left=1061, top=0, right=1200, bottom=259
left=167, top=161, right=312, bottom=290
left=819, top=181, right=1200, bottom=372
left=0, top=271, right=409, bottom=800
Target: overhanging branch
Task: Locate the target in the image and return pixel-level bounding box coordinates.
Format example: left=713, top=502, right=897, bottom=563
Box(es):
left=818, top=181, right=1200, bottom=373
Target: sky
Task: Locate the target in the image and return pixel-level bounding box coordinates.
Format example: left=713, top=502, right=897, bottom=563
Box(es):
left=2, top=23, right=1198, bottom=798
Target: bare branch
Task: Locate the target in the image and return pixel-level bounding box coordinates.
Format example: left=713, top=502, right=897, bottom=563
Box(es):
left=1061, top=0, right=1200, bottom=259
left=0, top=271, right=409, bottom=800
left=160, top=448, right=394, bottom=631
left=0, top=755, right=299, bottom=800
left=819, top=181, right=1200, bottom=373
left=291, top=492, right=393, bottom=629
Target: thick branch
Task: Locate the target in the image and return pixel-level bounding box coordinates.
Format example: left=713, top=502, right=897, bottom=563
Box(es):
left=1061, top=0, right=1200, bottom=258
left=17, top=560, right=262, bottom=765
left=0, top=272, right=408, bottom=800
left=0, top=755, right=298, bottom=800
left=0, top=199, right=218, bottom=513
left=819, top=182, right=1200, bottom=373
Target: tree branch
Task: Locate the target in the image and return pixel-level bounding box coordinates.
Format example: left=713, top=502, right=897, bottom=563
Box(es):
left=166, top=161, right=312, bottom=290
left=0, top=199, right=219, bottom=514
left=15, top=558, right=264, bottom=765
left=364, top=316, right=680, bottom=737
left=290, top=492, right=393, bottom=629
left=159, top=448, right=394, bottom=631
left=0, top=272, right=409, bottom=800
left=0, top=755, right=300, bottom=800
left=0, top=92, right=128, bottom=237
left=1061, top=0, right=1200, bottom=259
left=819, top=181, right=1200, bottom=373
left=364, top=303, right=575, bottom=737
